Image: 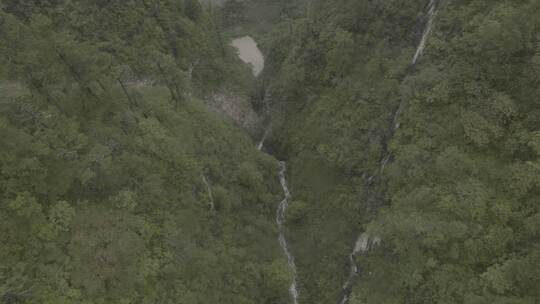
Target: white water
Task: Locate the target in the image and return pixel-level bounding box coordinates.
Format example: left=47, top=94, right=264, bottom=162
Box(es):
left=412, top=0, right=437, bottom=66
left=392, top=0, right=438, bottom=148
left=231, top=37, right=298, bottom=302
left=257, top=89, right=273, bottom=151
left=277, top=161, right=300, bottom=304
left=337, top=2, right=439, bottom=303
left=231, top=36, right=265, bottom=76
left=257, top=129, right=269, bottom=151
left=392, top=0, right=437, bottom=132
left=338, top=233, right=376, bottom=304
left=201, top=174, right=216, bottom=214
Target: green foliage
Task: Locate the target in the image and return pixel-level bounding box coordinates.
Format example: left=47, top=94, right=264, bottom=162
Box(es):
left=2, top=0, right=539, bottom=303
left=262, top=0, right=540, bottom=303
left=0, top=1, right=289, bottom=303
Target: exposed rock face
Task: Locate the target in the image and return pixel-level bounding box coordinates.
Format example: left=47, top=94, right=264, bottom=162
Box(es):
left=205, top=90, right=260, bottom=132
left=231, top=36, right=265, bottom=76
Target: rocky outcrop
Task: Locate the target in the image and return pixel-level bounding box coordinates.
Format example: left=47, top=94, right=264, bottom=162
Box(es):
left=205, top=89, right=261, bottom=132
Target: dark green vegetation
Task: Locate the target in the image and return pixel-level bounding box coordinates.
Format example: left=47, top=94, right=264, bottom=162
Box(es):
left=220, top=0, right=299, bottom=39
left=261, top=0, right=540, bottom=303
left=2, top=0, right=540, bottom=304
left=0, top=1, right=292, bottom=303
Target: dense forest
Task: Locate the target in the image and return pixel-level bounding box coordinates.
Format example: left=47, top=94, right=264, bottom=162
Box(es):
left=1, top=0, right=539, bottom=304
left=0, top=1, right=290, bottom=303
left=260, top=0, right=540, bottom=303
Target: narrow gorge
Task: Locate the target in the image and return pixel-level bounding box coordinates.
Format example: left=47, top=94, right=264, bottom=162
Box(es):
left=232, top=35, right=300, bottom=304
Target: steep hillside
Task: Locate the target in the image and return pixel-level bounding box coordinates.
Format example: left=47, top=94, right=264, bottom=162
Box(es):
left=0, top=1, right=291, bottom=303
left=262, top=0, right=540, bottom=303
left=1, top=0, right=539, bottom=304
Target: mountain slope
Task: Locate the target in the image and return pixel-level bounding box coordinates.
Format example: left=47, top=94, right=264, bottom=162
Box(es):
left=261, top=0, right=540, bottom=303
left=0, top=1, right=291, bottom=303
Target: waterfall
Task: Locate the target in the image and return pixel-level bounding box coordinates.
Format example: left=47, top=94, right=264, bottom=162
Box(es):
left=336, top=232, right=379, bottom=304
left=393, top=0, right=437, bottom=131
left=337, top=1, right=439, bottom=303
left=201, top=173, right=216, bottom=214
left=257, top=128, right=269, bottom=151
left=277, top=161, right=300, bottom=304
left=412, top=0, right=438, bottom=66
left=257, top=88, right=272, bottom=151
left=392, top=0, right=438, bottom=151
left=232, top=31, right=299, bottom=304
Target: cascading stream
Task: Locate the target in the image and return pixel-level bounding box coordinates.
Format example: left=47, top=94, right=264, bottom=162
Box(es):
left=201, top=173, right=216, bottom=214
left=257, top=89, right=272, bottom=151
left=336, top=1, right=439, bottom=303
left=256, top=110, right=298, bottom=303
left=411, top=0, right=438, bottom=67
left=259, top=138, right=299, bottom=304
left=231, top=32, right=300, bottom=303
left=277, top=161, right=300, bottom=304
left=257, top=128, right=270, bottom=151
